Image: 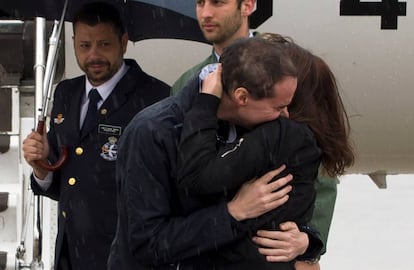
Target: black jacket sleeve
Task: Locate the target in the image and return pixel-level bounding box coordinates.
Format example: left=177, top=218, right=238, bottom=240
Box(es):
left=177, top=93, right=322, bottom=230
left=112, top=111, right=244, bottom=267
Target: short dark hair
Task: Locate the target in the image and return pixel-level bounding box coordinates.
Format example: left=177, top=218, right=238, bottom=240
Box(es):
left=72, top=1, right=126, bottom=38
left=220, top=37, right=297, bottom=99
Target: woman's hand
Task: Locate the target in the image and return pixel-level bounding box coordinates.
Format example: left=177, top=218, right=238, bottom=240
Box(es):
left=227, top=165, right=292, bottom=221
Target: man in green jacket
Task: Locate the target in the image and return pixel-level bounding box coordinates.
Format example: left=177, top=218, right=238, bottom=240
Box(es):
left=172, top=1, right=338, bottom=268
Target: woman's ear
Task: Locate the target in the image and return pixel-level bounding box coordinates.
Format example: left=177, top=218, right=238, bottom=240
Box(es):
left=233, top=87, right=249, bottom=106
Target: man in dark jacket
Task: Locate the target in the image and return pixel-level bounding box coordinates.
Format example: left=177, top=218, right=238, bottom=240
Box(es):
left=108, top=38, right=322, bottom=269
left=22, top=2, right=169, bottom=270
left=173, top=2, right=337, bottom=268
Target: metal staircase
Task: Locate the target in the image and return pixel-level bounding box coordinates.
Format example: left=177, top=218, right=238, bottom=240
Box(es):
left=0, top=19, right=63, bottom=270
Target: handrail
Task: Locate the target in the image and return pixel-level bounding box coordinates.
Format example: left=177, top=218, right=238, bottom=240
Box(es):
left=34, top=0, right=68, bottom=172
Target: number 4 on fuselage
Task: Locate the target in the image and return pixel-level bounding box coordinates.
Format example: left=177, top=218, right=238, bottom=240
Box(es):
left=340, top=0, right=407, bottom=29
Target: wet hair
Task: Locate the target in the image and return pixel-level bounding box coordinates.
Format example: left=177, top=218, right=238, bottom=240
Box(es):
left=72, top=1, right=126, bottom=38
left=259, top=32, right=355, bottom=177
left=219, top=37, right=297, bottom=99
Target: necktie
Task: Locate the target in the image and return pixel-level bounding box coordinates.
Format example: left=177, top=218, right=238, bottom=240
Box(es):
left=81, top=88, right=101, bottom=136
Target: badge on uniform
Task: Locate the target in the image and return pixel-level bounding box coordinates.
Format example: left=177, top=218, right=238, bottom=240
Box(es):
left=54, top=113, right=64, bottom=124
left=100, top=136, right=118, bottom=161
left=98, top=124, right=122, bottom=136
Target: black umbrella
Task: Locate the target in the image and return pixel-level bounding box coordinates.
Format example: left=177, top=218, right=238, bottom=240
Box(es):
left=1, top=0, right=208, bottom=171
left=126, top=0, right=207, bottom=43
left=0, top=0, right=207, bottom=43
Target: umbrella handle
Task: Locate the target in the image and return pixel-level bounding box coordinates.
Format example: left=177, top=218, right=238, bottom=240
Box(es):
left=34, top=119, right=68, bottom=171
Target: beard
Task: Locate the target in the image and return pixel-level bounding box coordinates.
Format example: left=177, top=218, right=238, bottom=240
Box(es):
left=83, top=60, right=115, bottom=85
left=202, top=13, right=243, bottom=44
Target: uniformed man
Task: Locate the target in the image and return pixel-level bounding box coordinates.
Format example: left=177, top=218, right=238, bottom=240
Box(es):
left=22, top=2, right=169, bottom=270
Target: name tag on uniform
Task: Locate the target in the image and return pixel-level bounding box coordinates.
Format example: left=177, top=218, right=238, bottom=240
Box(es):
left=98, top=124, right=122, bottom=136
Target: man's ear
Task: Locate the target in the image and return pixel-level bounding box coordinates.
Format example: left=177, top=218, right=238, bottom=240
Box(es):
left=233, top=87, right=249, bottom=106
left=241, top=0, right=256, bottom=17
left=121, top=33, right=129, bottom=54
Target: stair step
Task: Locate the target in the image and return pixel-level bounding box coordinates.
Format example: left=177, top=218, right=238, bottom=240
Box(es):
left=0, top=189, right=17, bottom=243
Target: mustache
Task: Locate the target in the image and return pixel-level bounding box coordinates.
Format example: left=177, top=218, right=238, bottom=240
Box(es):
left=85, top=60, right=109, bottom=67
left=201, top=18, right=215, bottom=25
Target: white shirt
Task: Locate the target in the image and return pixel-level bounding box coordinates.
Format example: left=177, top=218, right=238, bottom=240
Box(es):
left=80, top=62, right=128, bottom=128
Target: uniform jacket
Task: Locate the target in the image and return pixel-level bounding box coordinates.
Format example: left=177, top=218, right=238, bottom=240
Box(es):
left=171, top=46, right=338, bottom=255
left=176, top=93, right=322, bottom=269
left=31, top=59, right=170, bottom=270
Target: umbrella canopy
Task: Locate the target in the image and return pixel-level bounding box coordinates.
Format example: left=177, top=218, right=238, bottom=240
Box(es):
left=127, top=0, right=207, bottom=43
left=0, top=0, right=208, bottom=43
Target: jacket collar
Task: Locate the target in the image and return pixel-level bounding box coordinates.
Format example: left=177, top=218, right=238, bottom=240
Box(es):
left=80, top=59, right=143, bottom=139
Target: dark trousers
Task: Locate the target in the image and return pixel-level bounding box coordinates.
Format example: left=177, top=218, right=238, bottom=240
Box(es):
left=57, top=234, right=72, bottom=270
